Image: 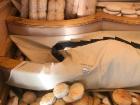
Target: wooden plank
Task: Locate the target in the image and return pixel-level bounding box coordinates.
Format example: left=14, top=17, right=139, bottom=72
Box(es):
left=0, top=1, right=17, bottom=105
left=0, top=1, right=16, bottom=56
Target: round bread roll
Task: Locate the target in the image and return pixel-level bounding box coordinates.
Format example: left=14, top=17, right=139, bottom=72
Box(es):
left=103, top=8, right=120, bottom=15
left=69, top=83, right=84, bottom=101
left=40, top=92, right=56, bottom=105
left=53, top=83, right=69, bottom=98
left=112, top=89, right=132, bottom=105
left=121, top=9, right=136, bottom=15
left=106, top=5, right=121, bottom=12
left=54, top=99, right=66, bottom=105
left=22, top=91, right=37, bottom=104
left=72, top=95, right=89, bottom=105
left=92, top=96, right=101, bottom=105
left=63, top=95, right=75, bottom=103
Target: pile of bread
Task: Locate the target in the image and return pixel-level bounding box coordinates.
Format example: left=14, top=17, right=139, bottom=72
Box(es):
left=11, top=0, right=97, bottom=20
left=7, top=82, right=140, bottom=105
left=102, top=4, right=140, bottom=18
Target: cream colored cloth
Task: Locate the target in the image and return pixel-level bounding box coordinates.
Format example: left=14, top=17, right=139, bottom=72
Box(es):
left=7, top=39, right=140, bottom=90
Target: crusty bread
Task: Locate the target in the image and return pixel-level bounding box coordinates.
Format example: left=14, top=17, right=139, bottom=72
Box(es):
left=53, top=83, right=69, bottom=98
left=68, top=83, right=84, bottom=101
left=113, top=89, right=132, bottom=105
left=54, top=99, right=66, bottom=105
left=103, top=8, right=120, bottom=15
left=72, top=95, right=89, bottom=105
left=63, top=95, right=75, bottom=103
left=92, top=96, right=101, bottom=105
left=22, top=91, right=37, bottom=104
left=29, top=0, right=38, bottom=19
left=121, top=9, right=136, bottom=15
left=37, top=0, right=47, bottom=19
left=106, top=5, right=121, bottom=12
left=40, top=92, right=56, bottom=105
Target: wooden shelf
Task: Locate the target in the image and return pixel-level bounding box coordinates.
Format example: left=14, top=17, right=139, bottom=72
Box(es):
left=7, top=12, right=140, bottom=36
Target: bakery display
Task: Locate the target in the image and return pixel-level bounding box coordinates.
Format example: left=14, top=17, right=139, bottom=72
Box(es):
left=6, top=84, right=140, bottom=105
left=11, top=0, right=97, bottom=20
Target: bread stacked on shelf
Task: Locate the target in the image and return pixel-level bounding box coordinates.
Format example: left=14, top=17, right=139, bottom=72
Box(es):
left=101, top=3, right=140, bottom=18
left=11, top=0, right=97, bottom=20
left=6, top=82, right=140, bottom=105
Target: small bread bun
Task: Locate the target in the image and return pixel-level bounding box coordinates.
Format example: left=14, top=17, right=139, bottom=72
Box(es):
left=92, top=96, right=101, bottom=105
left=53, top=83, right=69, bottom=98
left=103, top=8, right=120, bottom=15
left=72, top=95, right=89, bottom=105
left=121, top=9, right=136, bottom=15
left=63, top=95, right=75, bottom=103
left=69, top=83, right=85, bottom=101
left=22, top=91, right=37, bottom=104
left=106, top=5, right=121, bottom=12
left=54, top=99, right=66, bottom=105
left=113, top=89, right=132, bottom=105
left=40, top=92, right=56, bottom=105
left=123, top=14, right=138, bottom=18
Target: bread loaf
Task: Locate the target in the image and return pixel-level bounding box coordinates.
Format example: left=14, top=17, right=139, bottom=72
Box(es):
left=47, top=0, right=55, bottom=20
left=29, top=0, right=38, bottom=19
left=37, top=0, right=47, bottom=19
left=55, top=0, right=65, bottom=20
left=77, top=0, right=97, bottom=17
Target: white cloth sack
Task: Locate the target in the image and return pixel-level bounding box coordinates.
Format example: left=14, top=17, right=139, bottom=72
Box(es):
left=7, top=39, right=140, bottom=90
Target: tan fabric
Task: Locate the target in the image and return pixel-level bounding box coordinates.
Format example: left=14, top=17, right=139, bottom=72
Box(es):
left=8, top=39, right=140, bottom=90
left=10, top=36, right=57, bottom=63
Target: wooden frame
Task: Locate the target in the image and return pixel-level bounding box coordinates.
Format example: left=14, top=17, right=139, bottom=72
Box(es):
left=7, top=12, right=140, bottom=36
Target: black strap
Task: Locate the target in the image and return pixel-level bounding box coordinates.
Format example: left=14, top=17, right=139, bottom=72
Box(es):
left=52, top=36, right=140, bottom=61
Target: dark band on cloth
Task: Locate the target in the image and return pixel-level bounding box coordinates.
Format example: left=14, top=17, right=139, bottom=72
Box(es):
left=52, top=36, right=140, bottom=61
